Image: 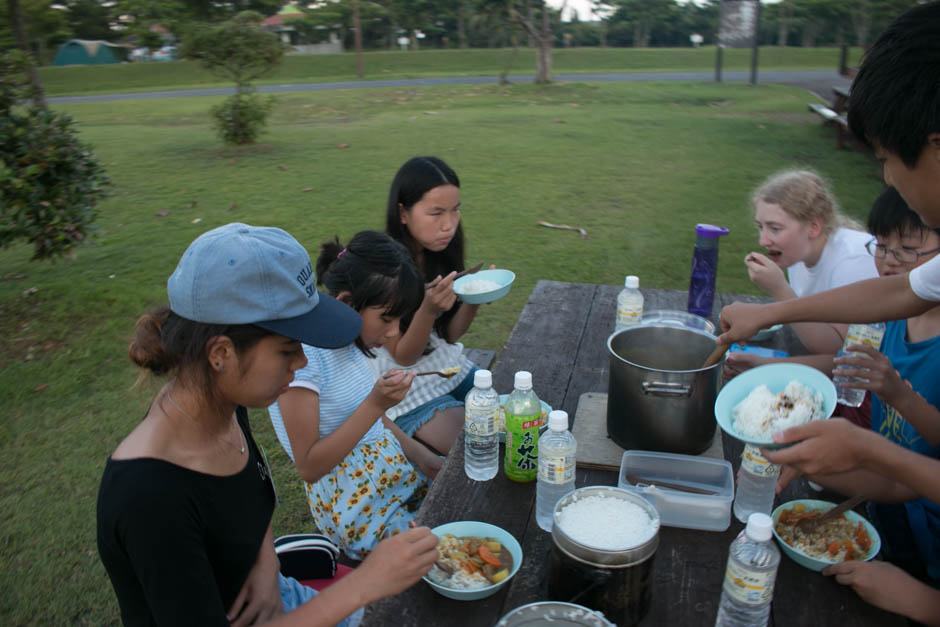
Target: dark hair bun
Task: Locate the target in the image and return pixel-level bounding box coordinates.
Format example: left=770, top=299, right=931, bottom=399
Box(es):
left=128, top=308, right=176, bottom=375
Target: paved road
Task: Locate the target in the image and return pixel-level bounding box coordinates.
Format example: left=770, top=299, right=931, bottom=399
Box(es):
left=48, top=69, right=849, bottom=104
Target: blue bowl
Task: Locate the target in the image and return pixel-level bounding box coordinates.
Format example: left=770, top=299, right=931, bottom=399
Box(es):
left=772, top=499, right=881, bottom=572
left=714, top=363, right=836, bottom=447
left=423, top=520, right=523, bottom=601
left=454, top=269, right=515, bottom=305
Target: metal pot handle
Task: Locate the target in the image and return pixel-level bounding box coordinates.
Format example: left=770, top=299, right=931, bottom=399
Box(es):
left=641, top=381, right=692, bottom=397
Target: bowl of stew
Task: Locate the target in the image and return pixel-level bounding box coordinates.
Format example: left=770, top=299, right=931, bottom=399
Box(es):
left=424, top=520, right=523, bottom=601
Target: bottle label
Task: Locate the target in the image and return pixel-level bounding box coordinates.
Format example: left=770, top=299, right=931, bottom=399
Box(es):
left=505, top=411, right=542, bottom=481
left=843, top=324, right=885, bottom=352
left=616, top=308, right=642, bottom=326
left=538, top=453, right=575, bottom=484
left=465, top=407, right=497, bottom=436
left=741, top=444, right=780, bottom=477
left=722, top=557, right=777, bottom=605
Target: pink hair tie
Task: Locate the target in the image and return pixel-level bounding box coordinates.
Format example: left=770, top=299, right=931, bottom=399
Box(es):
left=338, top=248, right=347, bottom=258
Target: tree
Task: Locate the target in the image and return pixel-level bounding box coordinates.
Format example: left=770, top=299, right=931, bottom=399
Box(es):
left=181, top=11, right=287, bottom=144
left=1, top=50, right=109, bottom=260
left=64, top=0, right=114, bottom=41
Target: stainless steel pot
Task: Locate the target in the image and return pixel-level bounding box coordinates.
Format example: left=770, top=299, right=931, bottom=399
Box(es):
left=495, top=602, right=615, bottom=626
left=606, top=324, right=721, bottom=454
left=549, top=487, right=660, bottom=626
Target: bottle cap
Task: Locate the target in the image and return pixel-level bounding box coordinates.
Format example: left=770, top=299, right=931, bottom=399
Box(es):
left=625, top=275, right=639, bottom=289
left=694, top=224, right=730, bottom=239
left=548, top=410, right=568, bottom=431
left=473, top=369, right=492, bottom=389
left=745, top=512, right=773, bottom=542
left=514, top=371, right=532, bottom=390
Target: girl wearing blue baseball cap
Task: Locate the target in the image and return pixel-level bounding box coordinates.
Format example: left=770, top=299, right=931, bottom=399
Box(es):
left=96, top=224, right=439, bottom=626
left=270, top=230, right=444, bottom=561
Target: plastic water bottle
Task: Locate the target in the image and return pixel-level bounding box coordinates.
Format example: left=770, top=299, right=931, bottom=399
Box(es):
left=536, top=410, right=577, bottom=531
left=733, top=445, right=780, bottom=523
left=834, top=322, right=886, bottom=407
left=615, top=275, right=644, bottom=332
left=504, top=371, right=543, bottom=483
left=715, top=513, right=781, bottom=627
left=464, top=369, right=500, bottom=481
left=688, top=224, right=729, bottom=318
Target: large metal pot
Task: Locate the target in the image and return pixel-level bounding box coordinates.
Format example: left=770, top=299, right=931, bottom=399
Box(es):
left=606, top=324, right=721, bottom=454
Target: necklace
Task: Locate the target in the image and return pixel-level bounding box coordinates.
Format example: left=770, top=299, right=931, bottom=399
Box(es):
left=165, top=388, right=246, bottom=455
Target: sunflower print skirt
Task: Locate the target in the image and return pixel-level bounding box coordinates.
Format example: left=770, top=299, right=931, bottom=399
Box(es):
left=304, top=431, right=430, bottom=560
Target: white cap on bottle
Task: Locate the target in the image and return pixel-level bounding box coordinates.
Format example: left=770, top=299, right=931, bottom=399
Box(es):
left=548, top=410, right=568, bottom=432
left=745, top=512, right=773, bottom=542
left=473, top=369, right=492, bottom=389
left=514, top=371, right=532, bottom=390
left=625, top=275, right=639, bottom=289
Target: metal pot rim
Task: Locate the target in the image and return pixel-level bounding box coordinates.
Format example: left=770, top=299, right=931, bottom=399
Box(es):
left=552, top=487, right=661, bottom=566
left=607, top=326, right=722, bottom=374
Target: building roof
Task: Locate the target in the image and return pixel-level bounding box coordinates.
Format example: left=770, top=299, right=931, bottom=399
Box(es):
left=261, top=3, right=305, bottom=26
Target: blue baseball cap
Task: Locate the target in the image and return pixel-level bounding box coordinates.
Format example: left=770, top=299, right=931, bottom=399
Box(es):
left=167, top=223, right=361, bottom=348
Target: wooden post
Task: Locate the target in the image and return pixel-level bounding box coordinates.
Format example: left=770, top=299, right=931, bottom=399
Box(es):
left=352, top=0, right=363, bottom=78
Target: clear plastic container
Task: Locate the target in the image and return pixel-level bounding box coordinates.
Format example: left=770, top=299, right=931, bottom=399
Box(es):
left=618, top=450, right=734, bottom=531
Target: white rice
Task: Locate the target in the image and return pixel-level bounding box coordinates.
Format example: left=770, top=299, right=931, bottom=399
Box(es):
left=428, top=567, right=490, bottom=590
left=556, top=495, right=657, bottom=550
left=733, top=380, right=824, bottom=439
left=458, top=279, right=500, bottom=294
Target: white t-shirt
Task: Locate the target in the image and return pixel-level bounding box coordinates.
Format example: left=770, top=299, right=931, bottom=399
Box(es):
left=268, top=343, right=386, bottom=461
left=910, top=254, right=940, bottom=301
left=787, top=227, right=878, bottom=297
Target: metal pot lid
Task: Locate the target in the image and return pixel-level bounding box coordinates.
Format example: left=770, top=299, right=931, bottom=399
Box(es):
left=552, top=486, right=660, bottom=567
left=496, top=601, right=615, bottom=626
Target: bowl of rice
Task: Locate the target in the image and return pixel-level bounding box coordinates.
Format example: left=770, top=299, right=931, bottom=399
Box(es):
left=772, top=499, right=880, bottom=572
left=714, top=363, right=836, bottom=447
left=454, top=269, right=515, bottom=305
left=423, top=520, right=523, bottom=601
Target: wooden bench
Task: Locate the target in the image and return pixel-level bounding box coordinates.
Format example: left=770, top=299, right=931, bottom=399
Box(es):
left=832, top=85, right=850, bottom=114
left=808, top=102, right=850, bottom=149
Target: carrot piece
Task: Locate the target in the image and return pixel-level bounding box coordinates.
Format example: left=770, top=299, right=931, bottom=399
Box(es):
left=478, top=544, right=502, bottom=568
left=828, top=541, right=841, bottom=555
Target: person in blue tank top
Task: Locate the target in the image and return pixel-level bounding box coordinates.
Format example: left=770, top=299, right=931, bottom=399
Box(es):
left=838, top=188, right=940, bottom=586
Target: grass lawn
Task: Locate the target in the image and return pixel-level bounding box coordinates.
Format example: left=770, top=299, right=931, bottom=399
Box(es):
left=0, top=80, right=883, bottom=624
left=38, top=45, right=864, bottom=96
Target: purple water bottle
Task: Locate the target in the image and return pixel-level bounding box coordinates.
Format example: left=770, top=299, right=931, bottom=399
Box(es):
left=688, top=224, right=729, bottom=318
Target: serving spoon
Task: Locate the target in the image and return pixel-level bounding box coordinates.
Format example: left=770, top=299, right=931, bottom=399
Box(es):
left=796, top=495, right=866, bottom=534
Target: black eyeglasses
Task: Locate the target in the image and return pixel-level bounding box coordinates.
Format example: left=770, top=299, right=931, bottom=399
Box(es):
left=865, top=238, right=940, bottom=264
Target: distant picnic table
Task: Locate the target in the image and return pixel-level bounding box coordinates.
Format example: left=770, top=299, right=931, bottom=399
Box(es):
left=361, top=281, right=904, bottom=626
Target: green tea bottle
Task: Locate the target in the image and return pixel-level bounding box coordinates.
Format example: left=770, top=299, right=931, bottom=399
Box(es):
left=504, top=371, right=543, bottom=482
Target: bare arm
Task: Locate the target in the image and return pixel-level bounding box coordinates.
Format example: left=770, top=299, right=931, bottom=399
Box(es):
left=264, top=526, right=440, bottom=627
left=763, top=418, right=940, bottom=503
left=791, top=467, right=918, bottom=503
left=823, top=561, right=940, bottom=626
left=385, top=272, right=458, bottom=366
left=719, top=273, right=934, bottom=345
left=279, top=371, right=415, bottom=483
left=444, top=302, right=480, bottom=343
left=745, top=254, right=847, bottom=353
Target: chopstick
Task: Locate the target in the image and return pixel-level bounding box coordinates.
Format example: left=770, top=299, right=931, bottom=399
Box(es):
left=425, top=263, right=484, bottom=289
left=623, top=473, right=719, bottom=495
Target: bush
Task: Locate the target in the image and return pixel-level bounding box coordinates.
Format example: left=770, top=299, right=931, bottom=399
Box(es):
left=0, top=51, right=109, bottom=260
left=210, top=92, right=277, bottom=145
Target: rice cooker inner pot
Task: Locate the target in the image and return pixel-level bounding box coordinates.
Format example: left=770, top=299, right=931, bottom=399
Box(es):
left=549, top=488, right=660, bottom=627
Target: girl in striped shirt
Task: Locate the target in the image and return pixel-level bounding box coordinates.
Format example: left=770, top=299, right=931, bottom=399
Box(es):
left=269, top=231, right=442, bottom=560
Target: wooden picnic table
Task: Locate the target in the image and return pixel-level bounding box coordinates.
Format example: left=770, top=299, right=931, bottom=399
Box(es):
left=362, top=281, right=905, bottom=627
